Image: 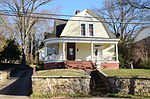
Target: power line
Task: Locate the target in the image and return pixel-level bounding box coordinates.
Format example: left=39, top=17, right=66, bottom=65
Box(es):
left=0, top=12, right=149, bottom=24
left=0, top=9, right=148, bottom=21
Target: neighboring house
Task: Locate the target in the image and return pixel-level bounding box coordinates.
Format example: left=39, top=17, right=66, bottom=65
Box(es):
left=132, top=26, right=150, bottom=64
left=39, top=48, right=45, bottom=62
left=43, top=9, right=119, bottom=70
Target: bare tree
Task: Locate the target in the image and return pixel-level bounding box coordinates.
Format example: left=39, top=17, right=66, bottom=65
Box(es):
left=93, top=0, right=149, bottom=41
left=92, top=0, right=149, bottom=67
left=0, top=16, right=14, bottom=38
left=123, top=0, right=150, bottom=9
left=0, top=37, right=6, bottom=52
left=0, top=0, right=53, bottom=64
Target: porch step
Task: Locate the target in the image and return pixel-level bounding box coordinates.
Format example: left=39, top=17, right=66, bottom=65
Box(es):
left=64, top=61, right=96, bottom=71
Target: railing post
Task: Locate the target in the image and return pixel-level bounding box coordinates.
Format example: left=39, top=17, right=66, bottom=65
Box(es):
left=115, top=43, right=119, bottom=61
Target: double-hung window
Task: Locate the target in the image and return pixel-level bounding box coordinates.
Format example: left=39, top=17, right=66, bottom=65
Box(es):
left=81, top=24, right=86, bottom=36
left=89, top=24, right=93, bottom=36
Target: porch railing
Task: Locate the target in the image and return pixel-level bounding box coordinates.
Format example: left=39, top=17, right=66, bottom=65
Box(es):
left=44, top=54, right=116, bottom=63
left=44, top=54, right=63, bottom=62
left=92, top=55, right=116, bottom=61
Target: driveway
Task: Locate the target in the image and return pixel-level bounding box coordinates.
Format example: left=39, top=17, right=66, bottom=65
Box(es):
left=0, top=68, right=33, bottom=99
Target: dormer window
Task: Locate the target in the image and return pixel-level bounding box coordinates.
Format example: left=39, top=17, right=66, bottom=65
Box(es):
left=81, top=24, right=86, bottom=36
left=89, top=24, right=93, bottom=36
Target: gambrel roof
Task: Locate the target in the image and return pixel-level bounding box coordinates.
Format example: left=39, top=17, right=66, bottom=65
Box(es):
left=54, top=9, right=116, bottom=39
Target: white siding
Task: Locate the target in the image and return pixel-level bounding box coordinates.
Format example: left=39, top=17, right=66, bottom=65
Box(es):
left=76, top=43, right=91, bottom=60
left=60, top=10, right=110, bottom=38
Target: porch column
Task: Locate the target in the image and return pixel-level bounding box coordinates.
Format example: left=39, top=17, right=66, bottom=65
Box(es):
left=115, top=43, right=119, bottom=61
left=62, top=42, right=66, bottom=60
left=91, top=42, right=93, bottom=61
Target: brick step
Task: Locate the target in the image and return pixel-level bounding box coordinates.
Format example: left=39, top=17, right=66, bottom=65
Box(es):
left=65, top=61, right=92, bottom=63
left=67, top=64, right=92, bottom=67
left=64, top=61, right=96, bottom=71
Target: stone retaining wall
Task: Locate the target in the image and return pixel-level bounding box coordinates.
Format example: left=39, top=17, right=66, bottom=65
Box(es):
left=92, top=70, right=150, bottom=96
left=108, top=77, right=150, bottom=96
left=32, top=76, right=90, bottom=95
left=32, top=70, right=150, bottom=96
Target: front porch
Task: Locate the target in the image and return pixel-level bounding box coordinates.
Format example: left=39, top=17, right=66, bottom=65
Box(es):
left=44, top=37, right=119, bottom=70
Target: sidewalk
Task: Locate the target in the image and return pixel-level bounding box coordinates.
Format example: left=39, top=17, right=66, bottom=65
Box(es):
left=0, top=95, right=29, bottom=99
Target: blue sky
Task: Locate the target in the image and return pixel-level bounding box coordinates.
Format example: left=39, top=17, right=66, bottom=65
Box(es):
left=47, top=0, right=104, bottom=15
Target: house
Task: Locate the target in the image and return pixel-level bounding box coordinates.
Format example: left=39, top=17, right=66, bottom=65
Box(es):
left=39, top=48, right=45, bottom=62
left=43, top=9, right=119, bottom=70
left=132, top=26, right=150, bottom=65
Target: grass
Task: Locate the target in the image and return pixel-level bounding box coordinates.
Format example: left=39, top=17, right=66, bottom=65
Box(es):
left=108, top=93, right=150, bottom=98
left=30, top=94, right=54, bottom=98
left=30, top=93, right=150, bottom=99
left=30, top=93, right=91, bottom=98
left=34, top=69, right=88, bottom=77
left=101, top=69, right=150, bottom=77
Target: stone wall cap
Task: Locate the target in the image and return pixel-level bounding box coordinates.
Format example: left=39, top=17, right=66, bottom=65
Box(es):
left=107, top=76, right=150, bottom=79
left=32, top=75, right=91, bottom=78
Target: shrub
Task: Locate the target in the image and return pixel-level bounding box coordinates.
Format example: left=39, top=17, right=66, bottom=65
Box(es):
left=140, top=58, right=150, bottom=69
left=119, top=55, right=126, bottom=68
left=0, top=39, right=21, bottom=63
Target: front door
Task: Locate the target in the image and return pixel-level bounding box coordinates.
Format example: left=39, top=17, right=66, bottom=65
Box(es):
left=94, top=45, right=103, bottom=60
left=67, top=43, right=75, bottom=60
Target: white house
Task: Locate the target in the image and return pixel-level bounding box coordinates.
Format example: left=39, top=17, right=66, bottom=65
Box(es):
left=43, top=9, right=119, bottom=70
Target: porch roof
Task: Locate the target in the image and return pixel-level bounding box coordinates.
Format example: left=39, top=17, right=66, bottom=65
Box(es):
left=44, top=36, right=120, bottom=44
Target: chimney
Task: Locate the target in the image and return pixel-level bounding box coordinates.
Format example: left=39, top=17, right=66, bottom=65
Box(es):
left=75, top=10, right=80, bottom=14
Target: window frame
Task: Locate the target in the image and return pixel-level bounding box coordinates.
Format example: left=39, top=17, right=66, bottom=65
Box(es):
left=89, top=24, right=94, bottom=36
left=80, top=23, right=86, bottom=36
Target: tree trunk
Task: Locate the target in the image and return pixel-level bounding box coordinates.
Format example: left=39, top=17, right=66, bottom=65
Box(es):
left=21, top=48, right=26, bottom=65
left=30, top=33, right=34, bottom=64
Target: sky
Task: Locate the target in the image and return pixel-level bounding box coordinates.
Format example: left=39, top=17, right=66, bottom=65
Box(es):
left=46, top=0, right=104, bottom=15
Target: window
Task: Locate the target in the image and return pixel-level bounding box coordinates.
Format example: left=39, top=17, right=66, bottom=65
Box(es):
left=47, top=47, right=58, bottom=55
left=144, top=38, right=148, bottom=43
left=89, top=24, right=93, bottom=36
left=81, top=24, right=85, bottom=36
left=69, top=48, right=74, bottom=55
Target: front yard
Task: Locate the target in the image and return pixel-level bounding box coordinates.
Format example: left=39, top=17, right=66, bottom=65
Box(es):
left=101, top=69, right=150, bottom=77
left=34, top=69, right=89, bottom=77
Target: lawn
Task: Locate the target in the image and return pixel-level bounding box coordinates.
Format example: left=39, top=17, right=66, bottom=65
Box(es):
left=34, top=69, right=89, bottom=77
left=101, top=69, right=150, bottom=77
left=30, top=93, right=91, bottom=98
